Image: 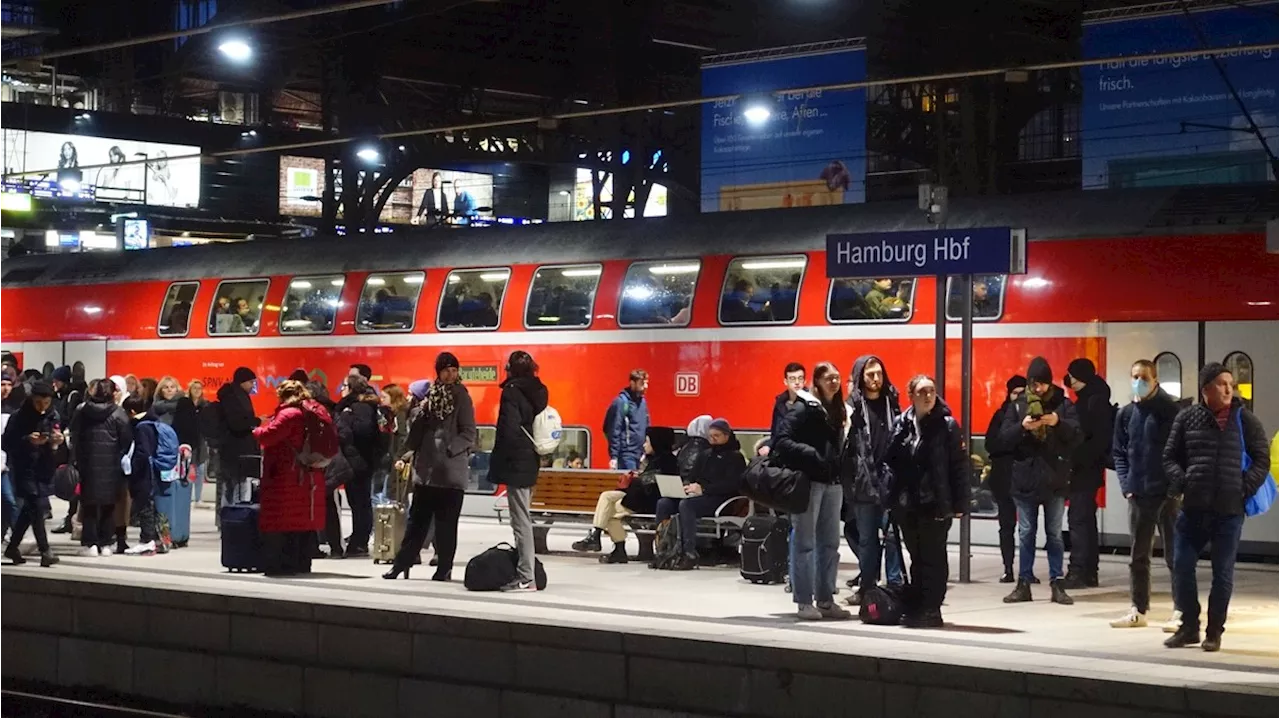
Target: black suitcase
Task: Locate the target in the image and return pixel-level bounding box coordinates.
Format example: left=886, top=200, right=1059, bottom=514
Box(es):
left=740, top=515, right=790, bottom=584
left=220, top=504, right=263, bottom=573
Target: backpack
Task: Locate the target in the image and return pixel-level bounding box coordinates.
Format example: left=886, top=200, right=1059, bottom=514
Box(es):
left=523, top=405, right=563, bottom=456
left=142, top=421, right=181, bottom=481
left=648, top=517, right=684, bottom=570
left=296, top=402, right=340, bottom=469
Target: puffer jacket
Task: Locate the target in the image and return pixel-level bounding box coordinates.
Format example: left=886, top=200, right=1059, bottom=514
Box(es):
left=695, top=436, right=747, bottom=498
left=336, top=393, right=386, bottom=479
left=1113, top=389, right=1180, bottom=498
left=773, top=390, right=844, bottom=485
left=402, top=382, right=477, bottom=492
left=983, top=398, right=1019, bottom=499
left=1162, top=399, right=1268, bottom=516
left=886, top=399, right=969, bottom=518
left=677, top=437, right=711, bottom=484
left=70, top=398, right=133, bottom=505
left=840, top=354, right=901, bottom=506
left=488, top=375, right=549, bottom=489
left=996, top=385, right=1081, bottom=501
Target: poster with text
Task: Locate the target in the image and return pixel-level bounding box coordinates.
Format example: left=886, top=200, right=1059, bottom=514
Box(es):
left=700, top=46, right=866, bottom=213
left=1081, top=3, right=1278, bottom=189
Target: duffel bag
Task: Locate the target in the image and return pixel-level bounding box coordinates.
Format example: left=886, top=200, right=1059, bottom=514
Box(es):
left=858, top=584, right=906, bottom=625
left=740, top=456, right=811, bottom=514
left=464, top=542, right=547, bottom=591
left=53, top=464, right=79, bottom=502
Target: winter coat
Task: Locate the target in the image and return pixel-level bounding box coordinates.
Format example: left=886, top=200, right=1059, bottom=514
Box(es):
left=773, top=390, right=844, bottom=485
left=677, top=437, right=711, bottom=484
left=886, top=399, right=969, bottom=518
left=1113, top=389, right=1180, bottom=498
left=1, top=402, right=64, bottom=498
left=173, top=396, right=207, bottom=464
left=53, top=385, right=82, bottom=436
left=488, top=375, right=549, bottom=489
left=150, top=397, right=180, bottom=426
left=390, top=405, right=411, bottom=462
left=840, top=354, right=901, bottom=506
left=216, top=381, right=261, bottom=466
left=253, top=400, right=327, bottom=532
left=1162, top=399, right=1269, bottom=516
left=336, top=393, right=386, bottom=480
left=692, top=437, right=747, bottom=498
left=402, top=383, right=477, bottom=492
left=996, top=386, right=1081, bottom=502
left=606, top=389, right=649, bottom=465
left=983, top=399, right=1019, bottom=499
left=70, top=398, right=132, bottom=505
left=128, top=420, right=161, bottom=497
left=764, top=391, right=796, bottom=450
left=1070, top=375, right=1114, bottom=490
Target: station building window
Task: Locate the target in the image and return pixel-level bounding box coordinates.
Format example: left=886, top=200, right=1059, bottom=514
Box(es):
left=439, top=268, right=510, bottom=330
left=945, top=274, right=1005, bottom=321
left=209, top=279, right=268, bottom=335
left=720, top=255, right=805, bottom=325
left=525, top=264, right=601, bottom=329
left=828, top=277, right=916, bottom=323
left=1154, top=352, right=1183, bottom=400
left=158, top=281, right=198, bottom=337
left=356, top=272, right=423, bottom=333
left=1224, top=351, right=1253, bottom=412
left=618, top=259, right=700, bottom=327
left=280, top=275, right=344, bottom=334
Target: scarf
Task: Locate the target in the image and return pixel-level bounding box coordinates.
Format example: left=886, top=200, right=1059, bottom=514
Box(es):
left=425, top=380, right=455, bottom=421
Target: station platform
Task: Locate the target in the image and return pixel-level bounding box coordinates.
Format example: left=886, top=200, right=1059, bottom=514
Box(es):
left=3, top=500, right=1276, bottom=718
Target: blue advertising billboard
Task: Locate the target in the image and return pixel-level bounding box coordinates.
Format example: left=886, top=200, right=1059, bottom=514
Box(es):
left=1081, top=3, right=1278, bottom=189
left=701, top=44, right=866, bottom=213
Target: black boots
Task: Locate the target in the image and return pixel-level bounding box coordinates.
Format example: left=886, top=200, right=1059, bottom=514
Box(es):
left=1003, top=580, right=1032, bottom=603
left=1061, top=572, right=1097, bottom=590
left=1201, top=632, right=1222, bottom=652
left=903, top=610, right=944, bottom=628
left=1164, top=626, right=1202, bottom=649
left=599, top=544, right=628, bottom=564
left=999, top=570, right=1015, bottom=584
left=1050, top=579, right=1074, bottom=605
left=674, top=552, right=698, bottom=571
left=572, top=528, right=603, bottom=553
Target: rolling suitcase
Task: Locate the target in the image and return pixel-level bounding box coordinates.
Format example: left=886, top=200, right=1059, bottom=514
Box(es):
left=372, top=466, right=410, bottom=564
left=740, top=515, right=790, bottom=584
left=154, top=478, right=193, bottom=548
left=220, top=503, right=262, bottom=573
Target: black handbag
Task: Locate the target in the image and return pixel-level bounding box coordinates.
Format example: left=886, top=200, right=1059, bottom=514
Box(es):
left=53, top=464, right=79, bottom=501
left=741, top=455, right=811, bottom=514
left=859, top=521, right=910, bottom=625
left=324, top=453, right=355, bottom=490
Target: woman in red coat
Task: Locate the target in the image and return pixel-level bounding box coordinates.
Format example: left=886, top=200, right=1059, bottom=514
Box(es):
left=254, top=380, right=328, bottom=575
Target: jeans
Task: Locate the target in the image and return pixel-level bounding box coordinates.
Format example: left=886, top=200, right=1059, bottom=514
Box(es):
left=792, top=482, right=843, bottom=607
left=1015, top=496, right=1066, bottom=582
left=1, top=470, right=16, bottom=536
left=395, top=485, right=464, bottom=572
left=616, top=454, right=642, bottom=471
left=507, top=486, right=535, bottom=582
left=850, top=502, right=904, bottom=590
left=655, top=494, right=724, bottom=554
left=1128, top=495, right=1177, bottom=614
left=895, top=510, right=952, bottom=613
left=1172, top=509, right=1244, bottom=636
left=1067, top=481, right=1100, bottom=578
left=8, top=495, right=49, bottom=553
left=345, top=475, right=373, bottom=550
left=191, top=461, right=208, bottom=504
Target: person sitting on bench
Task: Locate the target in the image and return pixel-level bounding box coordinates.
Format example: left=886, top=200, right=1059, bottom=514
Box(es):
left=572, top=426, right=677, bottom=563
left=654, top=418, right=746, bottom=570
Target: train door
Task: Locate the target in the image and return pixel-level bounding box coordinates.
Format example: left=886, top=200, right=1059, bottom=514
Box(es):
left=64, top=340, right=108, bottom=387
left=10, top=342, right=65, bottom=379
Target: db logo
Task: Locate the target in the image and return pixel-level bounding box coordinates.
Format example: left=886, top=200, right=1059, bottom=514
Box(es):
left=675, top=372, right=700, bottom=397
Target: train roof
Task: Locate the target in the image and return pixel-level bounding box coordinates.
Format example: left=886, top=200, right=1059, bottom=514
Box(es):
left=3, top=184, right=1275, bottom=287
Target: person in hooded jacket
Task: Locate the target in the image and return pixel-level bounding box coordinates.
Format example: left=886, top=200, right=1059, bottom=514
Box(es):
left=334, top=375, right=386, bottom=558
left=2, top=382, right=65, bottom=567
left=48, top=366, right=83, bottom=535
left=216, top=368, right=261, bottom=508
left=984, top=375, right=1027, bottom=583
left=1062, top=358, right=1113, bottom=589
left=69, top=379, right=132, bottom=556
left=121, top=395, right=163, bottom=556
left=886, top=375, right=969, bottom=628
left=655, top=418, right=745, bottom=570
left=774, top=362, right=853, bottom=621
left=841, top=354, right=906, bottom=603
left=488, top=350, right=549, bottom=592
left=253, top=380, right=329, bottom=576
left=384, top=352, right=476, bottom=582
left=999, top=357, right=1081, bottom=606
left=606, top=369, right=650, bottom=470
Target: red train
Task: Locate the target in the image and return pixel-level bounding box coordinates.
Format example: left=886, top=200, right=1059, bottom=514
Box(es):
left=3, top=185, right=1276, bottom=552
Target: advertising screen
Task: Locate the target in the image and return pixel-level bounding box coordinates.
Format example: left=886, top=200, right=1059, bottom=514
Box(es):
left=701, top=45, right=867, bottom=213
left=278, top=156, right=494, bottom=224
left=571, top=168, right=667, bottom=220
left=1, top=129, right=201, bottom=208
left=1081, top=3, right=1278, bottom=188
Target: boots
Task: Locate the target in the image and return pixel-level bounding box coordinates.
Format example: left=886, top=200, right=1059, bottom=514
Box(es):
left=572, top=528, right=603, bottom=553
left=1050, top=579, right=1074, bottom=605
left=51, top=516, right=73, bottom=534
left=1002, top=580, right=1032, bottom=603
left=115, top=527, right=129, bottom=555
left=1164, top=626, right=1201, bottom=648
left=599, top=543, right=628, bottom=564
left=40, top=552, right=59, bottom=568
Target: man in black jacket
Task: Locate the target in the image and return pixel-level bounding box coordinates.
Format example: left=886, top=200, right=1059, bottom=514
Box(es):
left=335, top=376, right=386, bottom=557
left=984, top=375, right=1027, bottom=583
left=216, top=367, right=261, bottom=509
left=1000, top=357, right=1081, bottom=606
left=760, top=362, right=806, bottom=456
left=1109, top=359, right=1181, bottom=630
left=1161, top=363, right=1269, bottom=652
left=1062, top=358, right=1113, bottom=589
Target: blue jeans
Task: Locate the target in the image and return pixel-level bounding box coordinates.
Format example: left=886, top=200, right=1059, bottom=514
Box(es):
left=191, top=461, right=207, bottom=504
left=1015, top=496, right=1066, bottom=582
left=655, top=494, right=724, bottom=554
left=792, top=482, right=843, bottom=606
left=850, top=502, right=904, bottom=589
left=1172, top=509, right=1244, bottom=635
left=1, top=470, right=16, bottom=536
left=616, top=454, right=642, bottom=471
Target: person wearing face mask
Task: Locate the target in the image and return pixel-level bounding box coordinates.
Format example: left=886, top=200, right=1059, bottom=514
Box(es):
left=1109, top=359, right=1181, bottom=630
left=984, top=376, right=1027, bottom=583
left=1061, top=358, right=1114, bottom=590
left=885, top=375, right=968, bottom=628
left=1160, top=363, right=1268, bottom=652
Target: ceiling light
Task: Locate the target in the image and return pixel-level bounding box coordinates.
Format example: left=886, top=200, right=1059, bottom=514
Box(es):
left=290, top=280, right=312, bottom=290
left=218, top=39, right=252, bottom=62
left=356, top=147, right=380, bottom=162
left=401, top=274, right=424, bottom=284
left=740, top=259, right=805, bottom=270
left=366, top=277, right=386, bottom=286
left=479, top=272, right=510, bottom=282
left=560, top=267, right=601, bottom=278
left=647, top=263, right=699, bottom=275
left=329, top=278, right=345, bottom=287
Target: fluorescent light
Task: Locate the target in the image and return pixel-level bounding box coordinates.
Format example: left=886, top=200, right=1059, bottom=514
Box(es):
left=367, top=277, right=387, bottom=286
left=401, top=274, right=424, bottom=284
left=356, top=147, right=380, bottom=162
left=624, top=285, right=654, bottom=301
left=560, top=267, right=601, bottom=278
left=743, top=105, right=771, bottom=126
left=740, top=259, right=805, bottom=270
left=478, top=272, right=509, bottom=282
left=538, top=316, right=561, bottom=322
left=45, top=229, right=59, bottom=248
left=329, top=278, right=344, bottom=287
left=218, top=39, right=252, bottom=62
left=648, top=263, right=699, bottom=275
left=282, top=319, right=313, bottom=329
left=290, top=280, right=313, bottom=290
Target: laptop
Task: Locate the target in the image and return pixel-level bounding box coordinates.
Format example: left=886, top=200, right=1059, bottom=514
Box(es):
left=655, top=474, right=688, bottom=500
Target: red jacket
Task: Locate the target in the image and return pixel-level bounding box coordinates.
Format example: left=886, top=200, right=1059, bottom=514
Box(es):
left=253, top=401, right=327, bottom=533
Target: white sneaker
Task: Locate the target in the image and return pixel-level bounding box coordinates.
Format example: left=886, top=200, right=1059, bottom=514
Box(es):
left=797, top=604, right=823, bottom=621
left=99, top=546, right=114, bottom=557
left=78, top=546, right=99, bottom=558
left=1110, top=606, right=1148, bottom=628
left=817, top=602, right=852, bottom=620
left=124, top=541, right=156, bottom=556
left=1163, top=610, right=1183, bottom=634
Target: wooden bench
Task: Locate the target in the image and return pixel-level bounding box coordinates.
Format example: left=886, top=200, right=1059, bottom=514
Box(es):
left=496, top=469, right=752, bottom=558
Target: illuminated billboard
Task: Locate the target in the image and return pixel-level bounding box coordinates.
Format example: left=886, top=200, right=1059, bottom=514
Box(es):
left=1, top=129, right=202, bottom=208
left=572, top=168, right=667, bottom=220
left=278, top=156, right=494, bottom=224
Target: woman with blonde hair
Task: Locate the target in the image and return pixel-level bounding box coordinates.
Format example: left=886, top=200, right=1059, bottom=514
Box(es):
left=149, top=376, right=183, bottom=425
left=176, top=379, right=210, bottom=504
left=253, top=380, right=330, bottom=575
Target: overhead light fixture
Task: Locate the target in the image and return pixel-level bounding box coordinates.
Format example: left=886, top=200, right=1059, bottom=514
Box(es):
left=742, top=104, right=772, bottom=126
left=356, top=147, right=381, bottom=162
left=366, top=277, right=387, bottom=286
left=329, top=278, right=345, bottom=287
left=560, top=267, right=601, bottom=278
left=57, top=168, right=82, bottom=193
left=218, top=39, right=252, bottom=62
left=398, top=145, right=406, bottom=151
left=401, top=274, right=424, bottom=284
left=290, top=280, right=313, bottom=290
left=647, top=263, right=699, bottom=275
left=740, top=259, right=805, bottom=270
left=478, top=272, right=510, bottom=282
left=558, top=190, right=571, bottom=197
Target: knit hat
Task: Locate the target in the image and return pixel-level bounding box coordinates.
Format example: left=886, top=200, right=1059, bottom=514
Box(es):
left=1198, top=362, right=1231, bottom=391
left=435, top=351, right=460, bottom=374
left=709, top=418, right=732, bottom=435
left=0, top=367, right=13, bottom=383
left=1027, top=357, right=1053, bottom=385
left=232, top=367, right=257, bottom=384
left=52, top=365, right=72, bottom=383
left=28, top=381, right=53, bottom=398
left=408, top=379, right=431, bottom=401
left=1006, top=375, right=1027, bottom=392
left=1066, top=358, right=1096, bottom=383
left=288, top=369, right=310, bottom=383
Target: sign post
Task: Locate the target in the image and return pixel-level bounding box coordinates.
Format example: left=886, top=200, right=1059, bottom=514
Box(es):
left=827, top=225, right=1026, bottom=583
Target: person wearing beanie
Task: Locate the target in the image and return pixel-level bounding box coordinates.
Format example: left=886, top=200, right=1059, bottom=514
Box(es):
left=1160, top=363, right=1268, bottom=652
left=216, top=367, right=261, bottom=508
left=1062, top=357, right=1115, bottom=590
left=654, top=415, right=746, bottom=571
left=605, top=369, right=651, bottom=471
left=287, top=369, right=310, bottom=384
left=997, top=356, right=1081, bottom=607
left=2, top=380, right=66, bottom=567
left=984, top=375, right=1028, bottom=583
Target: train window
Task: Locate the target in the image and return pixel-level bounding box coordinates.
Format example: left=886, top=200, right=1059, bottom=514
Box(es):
left=280, top=275, right=344, bottom=334
left=525, top=264, right=602, bottom=329
left=208, top=279, right=268, bottom=335
left=356, top=272, right=424, bottom=333
left=720, top=256, right=806, bottom=325
left=439, top=268, right=510, bottom=331
left=945, top=274, right=1005, bottom=322
left=1223, top=351, right=1253, bottom=411
left=158, top=282, right=198, bottom=337
left=618, top=259, right=700, bottom=327
left=1154, top=352, right=1183, bottom=399
left=734, top=430, right=769, bottom=462
left=468, top=426, right=497, bottom=493
left=542, top=427, right=590, bottom=468
left=968, top=435, right=998, bottom=516
left=828, top=277, right=916, bottom=323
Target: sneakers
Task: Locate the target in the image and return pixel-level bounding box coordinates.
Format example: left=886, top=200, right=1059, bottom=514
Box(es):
left=845, top=590, right=863, bottom=607
left=1162, top=610, right=1183, bottom=634
left=124, top=541, right=157, bottom=556
left=1164, top=626, right=1201, bottom=648
left=796, top=604, right=823, bottom=621
left=816, top=602, right=852, bottom=620
left=100, top=546, right=114, bottom=557
left=1050, top=579, right=1074, bottom=605
left=499, top=578, right=536, bottom=592
left=1202, top=633, right=1222, bottom=652
left=1110, top=607, right=1148, bottom=628
left=51, top=518, right=72, bottom=534
left=1002, top=581, right=1032, bottom=603
left=78, top=546, right=100, bottom=557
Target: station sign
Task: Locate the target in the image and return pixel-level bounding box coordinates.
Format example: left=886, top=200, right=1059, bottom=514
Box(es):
left=825, top=227, right=1026, bottom=278
left=459, top=365, right=499, bottom=384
